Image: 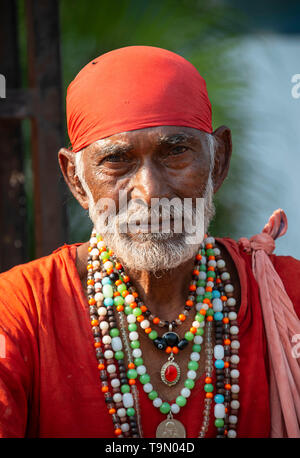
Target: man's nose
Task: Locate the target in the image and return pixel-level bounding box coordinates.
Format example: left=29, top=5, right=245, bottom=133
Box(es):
left=129, top=161, right=171, bottom=206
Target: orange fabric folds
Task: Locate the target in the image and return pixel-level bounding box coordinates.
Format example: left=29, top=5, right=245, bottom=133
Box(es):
left=66, top=46, right=213, bottom=152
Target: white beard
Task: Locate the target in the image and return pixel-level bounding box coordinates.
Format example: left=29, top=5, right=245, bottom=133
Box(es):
left=88, top=176, right=215, bottom=273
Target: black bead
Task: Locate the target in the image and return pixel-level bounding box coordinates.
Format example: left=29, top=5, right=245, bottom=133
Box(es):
left=109, top=273, right=119, bottom=281
left=120, top=378, right=127, bottom=385
left=144, top=310, right=151, bottom=317
left=216, top=381, right=224, bottom=389
left=105, top=397, right=114, bottom=403
left=217, top=427, right=225, bottom=434
left=153, top=338, right=167, bottom=351
left=163, top=332, right=179, bottom=346
left=177, top=339, right=189, bottom=350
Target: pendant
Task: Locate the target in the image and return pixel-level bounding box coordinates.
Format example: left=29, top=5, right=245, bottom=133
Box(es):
left=161, top=354, right=181, bottom=386
left=156, top=415, right=186, bottom=438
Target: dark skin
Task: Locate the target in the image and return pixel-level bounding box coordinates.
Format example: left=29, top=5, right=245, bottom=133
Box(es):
left=59, top=125, right=241, bottom=401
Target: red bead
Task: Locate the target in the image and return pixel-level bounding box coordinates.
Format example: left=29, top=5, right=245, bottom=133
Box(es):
left=165, top=364, right=178, bottom=382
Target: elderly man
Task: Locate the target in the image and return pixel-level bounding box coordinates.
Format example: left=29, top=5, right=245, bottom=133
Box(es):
left=0, top=46, right=299, bottom=439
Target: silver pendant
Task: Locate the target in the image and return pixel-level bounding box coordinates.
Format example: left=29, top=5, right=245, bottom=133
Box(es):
left=156, top=417, right=186, bottom=438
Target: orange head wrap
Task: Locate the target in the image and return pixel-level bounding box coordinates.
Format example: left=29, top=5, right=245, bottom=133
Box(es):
left=66, top=46, right=213, bottom=152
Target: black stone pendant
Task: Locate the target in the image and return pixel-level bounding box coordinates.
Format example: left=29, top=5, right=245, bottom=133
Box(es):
left=153, top=338, right=167, bottom=351
left=177, top=338, right=189, bottom=350
left=162, top=332, right=179, bottom=347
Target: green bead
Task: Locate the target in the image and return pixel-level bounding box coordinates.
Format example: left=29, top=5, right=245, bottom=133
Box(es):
left=184, top=379, right=195, bottom=389
left=133, top=307, right=142, bottom=316
left=197, top=279, right=206, bottom=287
left=109, top=328, right=119, bottom=337
left=148, top=390, right=158, bottom=401
left=140, top=374, right=150, bottom=385
left=196, top=295, right=204, bottom=302
left=188, top=361, right=198, bottom=371
left=184, top=331, right=194, bottom=341
left=204, top=292, right=212, bottom=299
left=134, top=357, right=144, bottom=366
left=206, top=309, right=214, bottom=316
left=114, top=351, right=124, bottom=360
left=148, top=330, right=158, bottom=340
left=196, top=328, right=204, bottom=336
left=113, top=296, right=124, bottom=306
left=121, top=384, right=130, bottom=393
left=192, top=344, right=201, bottom=352
left=130, top=340, right=140, bottom=349
left=199, top=265, right=206, bottom=272
left=127, top=369, right=138, bottom=379
left=117, top=283, right=127, bottom=293
left=126, top=407, right=135, bottom=417
left=102, top=284, right=113, bottom=298
left=207, top=270, right=216, bottom=278
left=176, top=396, right=187, bottom=407
left=124, top=306, right=133, bottom=315
left=215, top=419, right=224, bottom=428
left=196, top=314, right=205, bottom=322
left=206, top=248, right=215, bottom=256
left=100, top=251, right=110, bottom=260
left=160, top=402, right=171, bottom=414
left=204, top=383, right=214, bottom=392
left=128, top=323, right=137, bottom=332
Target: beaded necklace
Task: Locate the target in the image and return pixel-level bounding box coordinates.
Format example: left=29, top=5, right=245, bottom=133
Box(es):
left=86, top=231, right=240, bottom=438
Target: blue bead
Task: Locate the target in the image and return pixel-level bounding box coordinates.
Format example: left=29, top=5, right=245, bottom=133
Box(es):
left=104, top=297, right=114, bottom=306
left=101, top=277, right=112, bottom=285
left=214, top=312, right=223, bottom=321
left=212, top=290, right=221, bottom=298
left=215, top=359, right=225, bottom=369
left=214, top=394, right=225, bottom=404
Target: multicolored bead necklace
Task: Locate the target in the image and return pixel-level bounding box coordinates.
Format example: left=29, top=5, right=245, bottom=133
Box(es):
left=86, top=231, right=240, bottom=438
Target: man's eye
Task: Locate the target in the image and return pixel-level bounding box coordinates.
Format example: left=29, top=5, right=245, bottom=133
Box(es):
left=170, top=146, right=188, bottom=155
left=102, top=153, right=128, bottom=163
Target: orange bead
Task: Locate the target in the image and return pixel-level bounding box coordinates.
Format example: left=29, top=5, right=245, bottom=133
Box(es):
left=101, top=386, right=109, bottom=393
left=113, top=291, right=120, bottom=297
left=207, top=266, right=214, bottom=271
left=193, top=269, right=199, bottom=276
left=87, top=279, right=94, bottom=286
left=216, top=278, right=221, bottom=284
left=206, top=316, right=213, bottom=322
left=140, top=305, right=148, bottom=313
left=207, top=277, right=214, bottom=282
left=133, top=292, right=139, bottom=298
left=89, top=298, right=96, bottom=305
left=130, top=301, right=137, bottom=309
left=206, top=243, right=213, bottom=249
left=129, top=379, right=136, bottom=385
left=190, top=327, right=197, bottom=334
left=108, top=249, right=113, bottom=256
left=185, top=300, right=194, bottom=307
left=221, top=295, right=227, bottom=301
left=153, top=317, right=160, bottom=324
left=172, top=347, right=179, bottom=354
left=223, top=317, right=229, bottom=324
left=106, top=268, right=114, bottom=275
left=208, top=255, right=215, bottom=260
left=145, top=327, right=152, bottom=334
left=114, top=428, right=122, bottom=436
left=99, top=247, right=106, bottom=253
left=224, top=339, right=231, bottom=346
left=178, top=314, right=186, bottom=322
left=88, top=246, right=92, bottom=252
left=205, top=377, right=212, bottom=384
left=224, top=362, right=230, bottom=368
left=225, top=407, right=228, bottom=414
left=87, top=264, right=93, bottom=271
left=94, top=342, right=101, bottom=348
left=123, top=275, right=130, bottom=283
left=98, top=363, right=105, bottom=370
left=205, top=287, right=212, bottom=292
left=116, top=305, right=124, bottom=312
left=203, top=298, right=210, bottom=304
left=225, top=384, right=231, bottom=390
left=137, top=315, right=144, bottom=322
left=115, top=279, right=122, bottom=286
left=128, top=362, right=135, bottom=369
left=115, top=262, right=122, bottom=270
left=122, top=291, right=129, bottom=297
left=165, top=346, right=172, bottom=354
left=196, top=254, right=202, bottom=261
left=200, top=309, right=206, bottom=315
left=189, top=285, right=196, bottom=291
left=91, top=319, right=99, bottom=326
left=109, top=408, right=116, bottom=415
left=205, top=392, right=213, bottom=399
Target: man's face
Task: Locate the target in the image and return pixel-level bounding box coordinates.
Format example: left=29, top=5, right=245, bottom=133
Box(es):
left=75, top=125, right=216, bottom=272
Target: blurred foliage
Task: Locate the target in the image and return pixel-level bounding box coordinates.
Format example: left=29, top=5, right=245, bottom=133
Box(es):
left=60, top=0, right=250, bottom=243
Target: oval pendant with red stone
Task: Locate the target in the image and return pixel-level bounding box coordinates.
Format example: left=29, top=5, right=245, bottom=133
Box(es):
left=161, top=360, right=181, bottom=386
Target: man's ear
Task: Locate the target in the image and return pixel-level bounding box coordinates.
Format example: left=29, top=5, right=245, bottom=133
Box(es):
left=211, top=126, right=232, bottom=194
left=58, top=148, right=89, bottom=210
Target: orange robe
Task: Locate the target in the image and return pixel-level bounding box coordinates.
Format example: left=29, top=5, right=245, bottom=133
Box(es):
left=0, top=238, right=299, bottom=438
